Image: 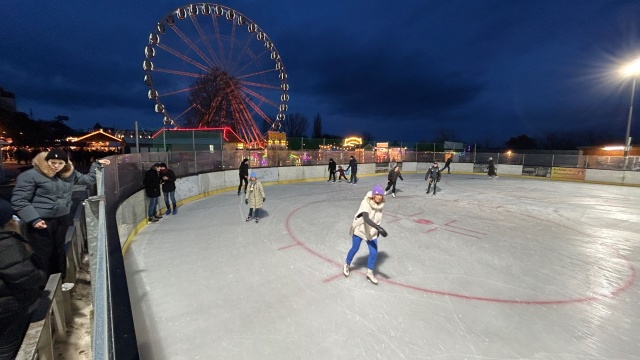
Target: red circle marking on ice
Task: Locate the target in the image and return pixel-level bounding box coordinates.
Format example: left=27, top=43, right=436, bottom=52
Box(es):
left=284, top=201, right=636, bottom=305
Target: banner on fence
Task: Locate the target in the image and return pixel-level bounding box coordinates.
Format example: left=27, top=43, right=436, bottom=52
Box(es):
left=551, top=167, right=586, bottom=180
left=522, top=166, right=551, bottom=177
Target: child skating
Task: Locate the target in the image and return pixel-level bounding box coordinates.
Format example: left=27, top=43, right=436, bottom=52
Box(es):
left=343, top=185, right=388, bottom=284
left=245, top=172, right=266, bottom=223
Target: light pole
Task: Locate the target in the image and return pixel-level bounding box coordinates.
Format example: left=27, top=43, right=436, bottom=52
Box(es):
left=621, top=57, right=640, bottom=169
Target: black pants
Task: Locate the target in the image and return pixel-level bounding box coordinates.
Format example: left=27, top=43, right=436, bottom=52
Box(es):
left=238, top=175, right=248, bottom=193
left=442, top=164, right=451, bottom=173
left=328, top=171, right=336, bottom=181
left=350, top=171, right=358, bottom=184
left=0, top=307, right=31, bottom=360
left=385, top=180, right=397, bottom=194
left=26, top=215, right=71, bottom=280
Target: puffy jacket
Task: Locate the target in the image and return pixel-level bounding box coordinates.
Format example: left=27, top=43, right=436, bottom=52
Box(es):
left=160, top=168, right=176, bottom=193
left=247, top=180, right=265, bottom=208
left=143, top=167, right=161, bottom=198
left=387, top=169, right=403, bottom=183
left=0, top=229, right=47, bottom=323
left=350, top=191, right=385, bottom=240
left=12, top=152, right=99, bottom=224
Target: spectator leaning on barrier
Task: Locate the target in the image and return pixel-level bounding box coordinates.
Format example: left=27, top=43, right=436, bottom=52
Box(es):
left=11, top=149, right=110, bottom=284
left=143, top=163, right=163, bottom=223
left=0, top=198, right=48, bottom=360
left=159, top=163, right=178, bottom=215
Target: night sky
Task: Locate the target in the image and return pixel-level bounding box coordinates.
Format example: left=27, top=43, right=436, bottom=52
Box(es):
left=2, top=0, right=640, bottom=146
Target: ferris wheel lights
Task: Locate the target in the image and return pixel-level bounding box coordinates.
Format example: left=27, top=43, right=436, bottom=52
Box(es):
left=279, top=72, right=287, bottom=81
left=149, top=33, right=159, bottom=45
left=154, top=103, right=164, bottom=113
left=202, top=4, right=211, bottom=15
left=279, top=104, right=288, bottom=111
left=148, top=90, right=158, bottom=100
left=281, top=83, right=289, bottom=91
left=188, top=4, right=198, bottom=16
left=226, top=9, right=235, bottom=21
left=256, top=31, right=265, bottom=41
left=248, top=23, right=258, bottom=33
left=281, top=94, right=289, bottom=101
left=213, top=5, right=223, bottom=16
left=145, top=45, right=155, bottom=58
left=177, top=8, right=187, bottom=20
left=237, top=15, right=246, bottom=25
left=156, top=22, right=165, bottom=34
left=144, top=74, right=153, bottom=86
left=264, top=40, right=273, bottom=50
left=143, top=60, right=154, bottom=71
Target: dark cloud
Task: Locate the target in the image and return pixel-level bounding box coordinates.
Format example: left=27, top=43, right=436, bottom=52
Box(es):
left=1, top=0, right=640, bottom=144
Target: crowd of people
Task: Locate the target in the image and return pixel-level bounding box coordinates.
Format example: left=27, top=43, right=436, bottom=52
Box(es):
left=1, top=148, right=109, bottom=359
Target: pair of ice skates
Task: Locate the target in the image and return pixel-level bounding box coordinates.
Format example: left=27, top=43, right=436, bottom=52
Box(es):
left=246, top=216, right=259, bottom=223
left=342, top=264, right=378, bottom=285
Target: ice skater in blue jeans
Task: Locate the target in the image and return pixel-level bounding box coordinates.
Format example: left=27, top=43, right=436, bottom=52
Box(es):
left=343, top=185, right=388, bottom=284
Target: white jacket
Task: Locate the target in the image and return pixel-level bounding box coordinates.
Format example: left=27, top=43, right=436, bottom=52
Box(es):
left=350, top=191, right=384, bottom=240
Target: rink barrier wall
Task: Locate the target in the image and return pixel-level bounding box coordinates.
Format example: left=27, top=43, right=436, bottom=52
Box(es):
left=117, top=162, right=639, bottom=252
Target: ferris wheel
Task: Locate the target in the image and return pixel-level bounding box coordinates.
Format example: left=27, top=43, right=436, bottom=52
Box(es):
left=143, top=3, right=289, bottom=147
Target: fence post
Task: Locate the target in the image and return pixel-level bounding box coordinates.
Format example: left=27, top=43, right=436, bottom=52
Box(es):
left=551, top=154, right=555, bottom=167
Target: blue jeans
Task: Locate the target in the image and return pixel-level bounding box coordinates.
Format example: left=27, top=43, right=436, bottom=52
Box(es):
left=345, top=235, right=378, bottom=270
left=163, top=191, right=176, bottom=210
left=148, top=196, right=159, bottom=217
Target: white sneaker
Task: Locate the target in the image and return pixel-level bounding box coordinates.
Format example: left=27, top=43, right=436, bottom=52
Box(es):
left=62, top=283, right=75, bottom=291
left=343, top=264, right=350, bottom=277
left=366, top=270, right=378, bottom=284
left=392, top=193, right=396, bottom=198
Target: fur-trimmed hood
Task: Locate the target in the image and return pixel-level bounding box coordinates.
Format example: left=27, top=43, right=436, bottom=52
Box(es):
left=31, top=151, right=75, bottom=178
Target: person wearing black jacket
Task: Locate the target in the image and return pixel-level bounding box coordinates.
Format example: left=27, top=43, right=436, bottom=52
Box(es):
left=238, top=158, right=249, bottom=196
left=0, top=199, right=47, bottom=359
left=159, top=163, right=178, bottom=215
left=143, top=163, right=162, bottom=223
left=346, top=156, right=358, bottom=185
left=384, top=165, right=404, bottom=198
left=425, top=162, right=442, bottom=195
left=327, top=158, right=337, bottom=183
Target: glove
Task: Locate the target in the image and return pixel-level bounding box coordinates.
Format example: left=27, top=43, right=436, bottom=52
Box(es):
left=245, top=199, right=248, bottom=205
left=263, top=198, right=266, bottom=202
left=376, top=226, right=388, bottom=237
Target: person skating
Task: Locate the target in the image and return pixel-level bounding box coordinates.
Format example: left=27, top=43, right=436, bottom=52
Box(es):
left=238, top=158, right=249, bottom=195
left=345, top=155, right=358, bottom=185
left=487, top=157, right=498, bottom=179
left=384, top=165, right=404, bottom=198
left=244, top=172, right=265, bottom=223
left=327, top=158, right=337, bottom=183
left=425, top=162, right=441, bottom=195
left=0, top=199, right=48, bottom=359
left=343, top=185, right=388, bottom=285
left=336, top=165, right=348, bottom=182
left=159, top=163, right=178, bottom=215
left=143, top=163, right=163, bottom=223
left=11, top=149, right=110, bottom=282
left=442, top=156, right=452, bottom=174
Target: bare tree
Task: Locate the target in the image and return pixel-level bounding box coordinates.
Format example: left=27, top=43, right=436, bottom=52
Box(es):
left=312, top=113, right=322, bottom=138
left=282, top=112, right=308, bottom=137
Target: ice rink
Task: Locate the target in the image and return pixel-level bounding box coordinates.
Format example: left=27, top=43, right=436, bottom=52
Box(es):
left=124, top=173, right=640, bottom=359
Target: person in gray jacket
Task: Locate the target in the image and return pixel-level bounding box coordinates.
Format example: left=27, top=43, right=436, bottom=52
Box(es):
left=11, top=149, right=110, bottom=281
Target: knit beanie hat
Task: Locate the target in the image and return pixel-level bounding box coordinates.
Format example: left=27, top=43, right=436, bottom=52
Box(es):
left=250, top=172, right=257, bottom=178
left=0, top=199, right=15, bottom=226
left=45, top=148, right=69, bottom=163
left=372, top=185, right=385, bottom=196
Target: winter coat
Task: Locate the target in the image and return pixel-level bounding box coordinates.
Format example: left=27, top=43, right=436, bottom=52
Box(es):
left=143, top=167, right=161, bottom=198
left=487, top=160, right=497, bottom=176
left=328, top=159, right=337, bottom=173
left=247, top=180, right=265, bottom=208
left=350, top=191, right=385, bottom=240
left=12, top=152, right=99, bottom=225
left=425, top=166, right=441, bottom=181
left=347, top=158, right=358, bottom=173
left=387, top=169, right=403, bottom=183
left=160, top=168, right=176, bottom=193
left=239, top=161, right=249, bottom=178
left=0, top=229, right=47, bottom=324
